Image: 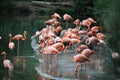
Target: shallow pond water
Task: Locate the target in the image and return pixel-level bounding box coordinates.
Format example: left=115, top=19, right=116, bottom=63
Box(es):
left=31, top=35, right=120, bottom=80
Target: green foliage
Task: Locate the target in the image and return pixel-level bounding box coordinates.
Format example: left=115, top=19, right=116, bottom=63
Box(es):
left=48, top=7, right=74, bottom=16
left=0, top=1, right=16, bottom=13
left=72, top=0, right=94, bottom=19
left=35, top=9, right=46, bottom=16
left=94, top=0, right=120, bottom=53
left=15, top=5, right=31, bottom=14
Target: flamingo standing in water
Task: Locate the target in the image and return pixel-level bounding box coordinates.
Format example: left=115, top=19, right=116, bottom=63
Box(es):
left=63, top=14, right=73, bottom=29
left=74, top=48, right=94, bottom=76
left=11, top=31, right=27, bottom=56
left=9, top=34, right=15, bottom=54
left=1, top=51, right=13, bottom=74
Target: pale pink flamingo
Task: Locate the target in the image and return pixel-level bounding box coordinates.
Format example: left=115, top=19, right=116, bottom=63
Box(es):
left=42, top=46, right=61, bottom=63
left=54, top=26, right=62, bottom=36
left=80, top=19, right=90, bottom=30
left=81, top=48, right=95, bottom=58
left=91, top=26, right=102, bottom=36
left=96, top=33, right=106, bottom=40
left=74, top=48, right=94, bottom=76
left=1, top=51, right=13, bottom=74
left=77, top=44, right=88, bottom=53
left=87, top=17, right=96, bottom=24
left=45, top=18, right=56, bottom=25
left=96, top=33, right=107, bottom=45
left=52, top=42, right=65, bottom=52
left=74, top=19, right=80, bottom=27
left=80, top=18, right=96, bottom=31
left=63, top=14, right=73, bottom=28
left=51, top=12, right=61, bottom=19
left=11, top=31, right=27, bottom=56
left=78, top=30, right=87, bottom=35
left=73, top=53, right=90, bottom=76
left=45, top=18, right=59, bottom=27
left=9, top=34, right=15, bottom=54
left=111, top=52, right=120, bottom=66
left=85, top=36, right=99, bottom=45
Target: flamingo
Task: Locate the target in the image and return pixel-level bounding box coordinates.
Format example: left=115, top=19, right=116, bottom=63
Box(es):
left=51, top=12, right=61, bottom=19
left=63, top=14, right=73, bottom=28
left=96, top=33, right=107, bottom=46
left=52, top=42, right=65, bottom=52
left=74, top=48, right=94, bottom=76
left=81, top=18, right=96, bottom=31
left=77, top=44, right=88, bottom=53
left=81, top=48, right=95, bottom=58
left=9, top=33, right=15, bottom=54
left=11, top=31, right=27, bottom=56
left=54, top=26, right=62, bottom=36
left=73, top=53, right=90, bottom=76
left=87, top=18, right=96, bottom=24
left=80, top=19, right=90, bottom=31
left=91, top=26, right=102, bottom=36
left=73, top=19, right=80, bottom=28
left=85, top=36, right=99, bottom=45
left=96, top=33, right=106, bottom=40
left=111, top=52, right=120, bottom=66
left=0, top=36, right=2, bottom=39
left=45, top=18, right=56, bottom=25
left=45, top=18, right=60, bottom=27
left=1, top=51, right=13, bottom=73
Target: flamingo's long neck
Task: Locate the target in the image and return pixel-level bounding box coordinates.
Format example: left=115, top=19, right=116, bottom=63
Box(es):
left=22, top=32, right=26, bottom=40
left=9, top=35, right=12, bottom=43
left=3, top=53, right=6, bottom=60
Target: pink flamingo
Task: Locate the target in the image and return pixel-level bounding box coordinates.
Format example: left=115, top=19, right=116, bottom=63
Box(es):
left=87, top=17, right=96, bottom=24
left=54, top=26, right=62, bottom=36
left=52, top=42, right=65, bottom=52
left=85, top=36, right=99, bottom=45
left=45, top=18, right=56, bottom=24
left=73, top=53, right=90, bottom=76
left=81, top=48, right=95, bottom=57
left=80, top=19, right=90, bottom=30
left=63, top=14, right=73, bottom=28
left=96, top=33, right=106, bottom=40
left=96, top=33, right=107, bottom=45
left=74, top=19, right=80, bottom=27
left=74, top=48, right=94, bottom=76
left=52, top=12, right=61, bottom=19
left=11, top=31, right=27, bottom=56
left=77, top=44, right=88, bottom=53
left=45, top=18, right=59, bottom=27
left=81, top=18, right=96, bottom=31
left=9, top=34, right=15, bottom=54
left=1, top=51, right=13, bottom=74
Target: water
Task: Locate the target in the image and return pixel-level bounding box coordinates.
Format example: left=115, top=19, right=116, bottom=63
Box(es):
left=0, top=14, right=120, bottom=80
left=0, top=15, right=39, bottom=80
left=31, top=35, right=120, bottom=80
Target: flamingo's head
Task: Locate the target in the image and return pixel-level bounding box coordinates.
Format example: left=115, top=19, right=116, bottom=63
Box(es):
left=24, top=31, right=27, bottom=35
left=1, top=51, right=6, bottom=55
left=0, top=36, right=2, bottom=39
left=9, top=33, right=12, bottom=37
